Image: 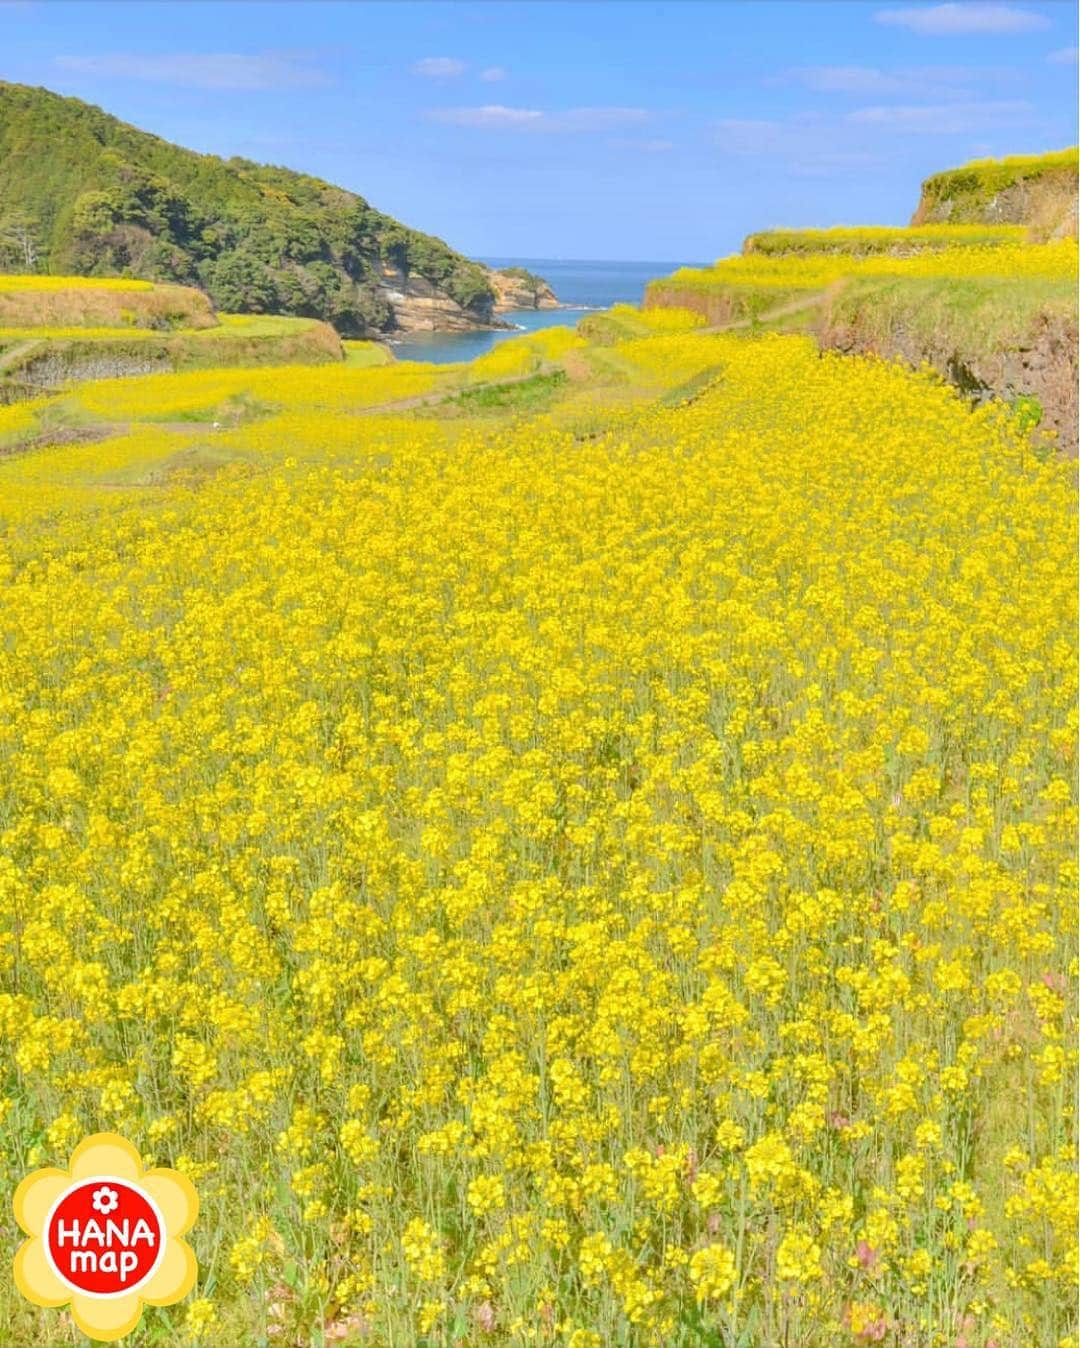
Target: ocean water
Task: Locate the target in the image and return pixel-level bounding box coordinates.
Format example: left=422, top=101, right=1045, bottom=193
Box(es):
left=387, top=257, right=701, bottom=365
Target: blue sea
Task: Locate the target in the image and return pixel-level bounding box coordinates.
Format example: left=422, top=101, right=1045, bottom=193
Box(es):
left=388, top=258, right=702, bottom=364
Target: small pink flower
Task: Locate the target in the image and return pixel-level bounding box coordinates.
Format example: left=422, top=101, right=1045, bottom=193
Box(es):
left=856, top=1240, right=880, bottom=1272
left=474, top=1301, right=496, bottom=1333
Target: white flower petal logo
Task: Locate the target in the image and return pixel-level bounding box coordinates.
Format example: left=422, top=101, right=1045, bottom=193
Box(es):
left=91, top=1186, right=119, bottom=1215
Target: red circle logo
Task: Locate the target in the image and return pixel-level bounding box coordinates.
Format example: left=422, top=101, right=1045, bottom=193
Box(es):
left=44, top=1178, right=165, bottom=1296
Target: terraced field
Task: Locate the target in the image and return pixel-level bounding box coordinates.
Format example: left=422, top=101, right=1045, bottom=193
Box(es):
left=646, top=232, right=1078, bottom=453
left=0, top=277, right=353, bottom=405
left=0, top=287, right=1074, bottom=1346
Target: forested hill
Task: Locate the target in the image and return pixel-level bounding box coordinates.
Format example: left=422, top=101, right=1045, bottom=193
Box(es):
left=0, top=81, right=496, bottom=335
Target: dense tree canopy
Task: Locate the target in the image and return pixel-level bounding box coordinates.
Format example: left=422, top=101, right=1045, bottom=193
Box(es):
left=0, top=81, right=494, bottom=335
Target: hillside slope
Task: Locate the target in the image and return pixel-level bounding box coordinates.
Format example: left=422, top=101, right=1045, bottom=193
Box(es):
left=646, top=152, right=1078, bottom=452
left=912, top=149, right=1078, bottom=242
left=0, top=81, right=499, bottom=336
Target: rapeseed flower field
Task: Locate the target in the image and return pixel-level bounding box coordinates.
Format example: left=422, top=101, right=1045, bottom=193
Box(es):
left=657, top=240, right=1078, bottom=294
left=0, top=331, right=1075, bottom=1347
left=742, top=226, right=1028, bottom=256
left=67, top=362, right=458, bottom=422
left=0, top=276, right=155, bottom=292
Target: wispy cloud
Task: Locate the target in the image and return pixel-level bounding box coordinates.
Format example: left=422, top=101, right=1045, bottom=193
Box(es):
left=875, top=4, right=1050, bottom=36
left=480, top=66, right=507, bottom=82
left=411, top=56, right=467, bottom=78
left=428, top=105, right=650, bottom=133
left=781, top=64, right=1011, bottom=100
left=54, top=50, right=328, bottom=90
left=1047, top=46, right=1079, bottom=65
left=848, top=98, right=1033, bottom=132
left=429, top=104, right=542, bottom=128
left=713, top=90, right=1040, bottom=178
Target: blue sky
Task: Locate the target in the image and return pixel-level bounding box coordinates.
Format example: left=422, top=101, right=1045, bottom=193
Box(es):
left=2, top=1, right=1076, bottom=261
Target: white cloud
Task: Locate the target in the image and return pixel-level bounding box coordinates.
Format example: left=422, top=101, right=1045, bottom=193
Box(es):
left=849, top=98, right=1033, bottom=132
left=411, top=56, right=467, bottom=77
left=54, top=50, right=328, bottom=90
left=429, top=104, right=543, bottom=128
left=875, top=4, right=1050, bottom=36
left=1047, top=46, right=1079, bottom=64
left=428, top=105, right=649, bottom=133
left=480, top=66, right=507, bottom=82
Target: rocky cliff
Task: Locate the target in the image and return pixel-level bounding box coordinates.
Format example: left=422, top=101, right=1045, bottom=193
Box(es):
left=912, top=150, right=1078, bottom=242
left=376, top=264, right=560, bottom=332
left=487, top=267, right=561, bottom=312
left=375, top=263, right=497, bottom=333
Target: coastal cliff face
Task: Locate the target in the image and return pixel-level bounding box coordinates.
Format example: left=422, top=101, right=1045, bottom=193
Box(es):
left=376, top=263, right=497, bottom=333
left=487, top=267, right=561, bottom=312
left=374, top=265, right=559, bottom=332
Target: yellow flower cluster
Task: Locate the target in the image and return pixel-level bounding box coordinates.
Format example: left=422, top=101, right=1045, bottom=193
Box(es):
left=0, top=274, right=154, bottom=291
left=661, top=238, right=1078, bottom=290
left=605, top=303, right=706, bottom=331
left=468, top=325, right=586, bottom=382
left=0, top=328, right=1074, bottom=1344
left=69, top=360, right=455, bottom=422
left=0, top=399, right=41, bottom=447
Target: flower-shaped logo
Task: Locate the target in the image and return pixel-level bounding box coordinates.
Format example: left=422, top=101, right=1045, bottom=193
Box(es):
left=13, top=1132, right=198, bottom=1343
left=91, top=1186, right=119, bottom=1216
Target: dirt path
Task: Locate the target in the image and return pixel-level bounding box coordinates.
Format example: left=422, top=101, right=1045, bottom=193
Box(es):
left=695, top=281, right=847, bottom=335
left=697, top=292, right=826, bottom=336
left=351, top=365, right=559, bottom=417
left=0, top=339, right=44, bottom=375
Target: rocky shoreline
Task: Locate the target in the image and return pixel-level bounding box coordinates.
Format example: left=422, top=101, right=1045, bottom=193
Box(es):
left=487, top=266, right=561, bottom=313
left=372, top=262, right=562, bottom=335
